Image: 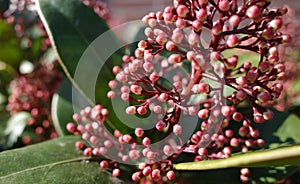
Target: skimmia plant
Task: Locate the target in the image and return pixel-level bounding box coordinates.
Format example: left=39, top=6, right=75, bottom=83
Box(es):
left=66, top=0, right=292, bottom=183
left=1, top=0, right=300, bottom=183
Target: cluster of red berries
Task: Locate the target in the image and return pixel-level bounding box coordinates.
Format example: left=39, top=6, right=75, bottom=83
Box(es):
left=7, top=61, right=63, bottom=144
left=1, top=0, right=52, bottom=51
left=67, top=0, right=291, bottom=183
left=1, top=0, right=110, bottom=53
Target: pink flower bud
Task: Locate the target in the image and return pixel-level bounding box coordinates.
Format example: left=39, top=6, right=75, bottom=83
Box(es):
left=158, top=93, right=169, bottom=102
left=210, top=51, right=221, bottom=61
left=167, top=170, right=175, bottom=180
left=240, top=168, right=250, bottom=176
left=221, top=105, right=234, bottom=117
left=258, top=61, right=271, bottom=73
left=246, top=5, right=261, bottom=19
left=229, top=15, right=241, bottom=28
left=151, top=169, right=161, bottom=179
left=156, top=121, right=166, bottom=131
left=196, top=8, right=207, bottom=21
left=107, top=91, right=115, bottom=99
left=66, top=122, right=76, bottom=133
left=132, top=172, right=140, bottom=181
left=156, top=34, right=167, bottom=45
left=135, top=128, right=144, bottom=138
left=250, top=129, right=260, bottom=138
left=166, top=41, right=176, bottom=51
left=230, top=138, right=239, bottom=147
left=126, top=106, right=136, bottom=115
left=131, top=84, right=142, bottom=95
left=176, top=5, right=189, bottom=18
left=256, top=139, right=265, bottom=147
left=232, top=112, right=243, bottom=122
left=254, top=113, right=265, bottom=123
left=143, top=166, right=152, bottom=176
left=100, top=160, right=109, bottom=169
left=173, top=124, right=182, bottom=136
left=257, top=91, right=271, bottom=103
left=268, top=18, right=282, bottom=30
left=238, top=126, right=249, bottom=137
left=121, top=93, right=129, bottom=101
left=226, top=35, right=239, bottom=48
left=192, top=83, right=210, bottom=93
left=212, top=21, right=222, bottom=35
left=116, top=72, right=128, bottom=82
left=150, top=72, right=159, bottom=82
left=198, top=0, right=208, bottom=6
left=198, top=148, right=207, bottom=156
left=198, top=108, right=209, bottom=119
left=226, top=55, right=238, bottom=69
left=138, top=40, right=148, bottom=50
left=83, top=147, right=92, bottom=156
left=143, top=62, right=154, bottom=72
left=262, top=28, right=274, bottom=40
left=192, top=20, right=202, bottom=32
left=168, top=54, right=183, bottom=63
left=122, top=134, right=132, bottom=143
left=163, top=145, right=174, bottom=156
left=263, top=109, right=274, bottom=120
left=142, top=137, right=151, bottom=146
left=134, top=49, right=144, bottom=58
left=112, top=168, right=120, bottom=177
left=129, top=150, right=140, bottom=159
left=153, top=105, right=162, bottom=113
left=246, top=68, right=258, bottom=83
left=281, top=34, right=291, bottom=43
left=137, top=106, right=147, bottom=115
left=235, top=76, right=247, bottom=86
left=219, top=0, right=230, bottom=12
left=176, top=18, right=187, bottom=28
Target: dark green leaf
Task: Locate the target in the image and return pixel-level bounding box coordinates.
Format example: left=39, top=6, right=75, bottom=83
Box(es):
left=0, top=61, right=16, bottom=96
left=36, top=0, right=132, bottom=133
left=52, top=77, right=85, bottom=136
left=0, top=136, right=124, bottom=184
left=0, top=0, right=9, bottom=15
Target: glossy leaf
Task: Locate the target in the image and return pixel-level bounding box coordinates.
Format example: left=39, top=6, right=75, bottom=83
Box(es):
left=36, top=0, right=132, bottom=134
left=51, top=77, right=87, bottom=136
left=0, top=136, right=124, bottom=183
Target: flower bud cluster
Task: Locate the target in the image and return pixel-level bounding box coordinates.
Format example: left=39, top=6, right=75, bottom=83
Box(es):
left=6, top=61, right=63, bottom=144
left=67, top=105, right=177, bottom=183
left=69, top=0, right=291, bottom=182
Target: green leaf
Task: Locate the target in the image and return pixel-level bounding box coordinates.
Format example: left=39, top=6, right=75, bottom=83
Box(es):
left=4, top=112, right=30, bottom=148
left=0, top=0, right=9, bottom=15
left=0, top=136, right=124, bottom=183
left=51, top=77, right=85, bottom=136
left=0, top=20, right=23, bottom=69
left=174, top=144, right=300, bottom=170
left=0, top=61, right=16, bottom=96
left=36, top=0, right=132, bottom=133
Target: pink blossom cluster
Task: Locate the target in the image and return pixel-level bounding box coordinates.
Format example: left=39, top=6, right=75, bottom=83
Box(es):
left=68, top=0, right=291, bottom=183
